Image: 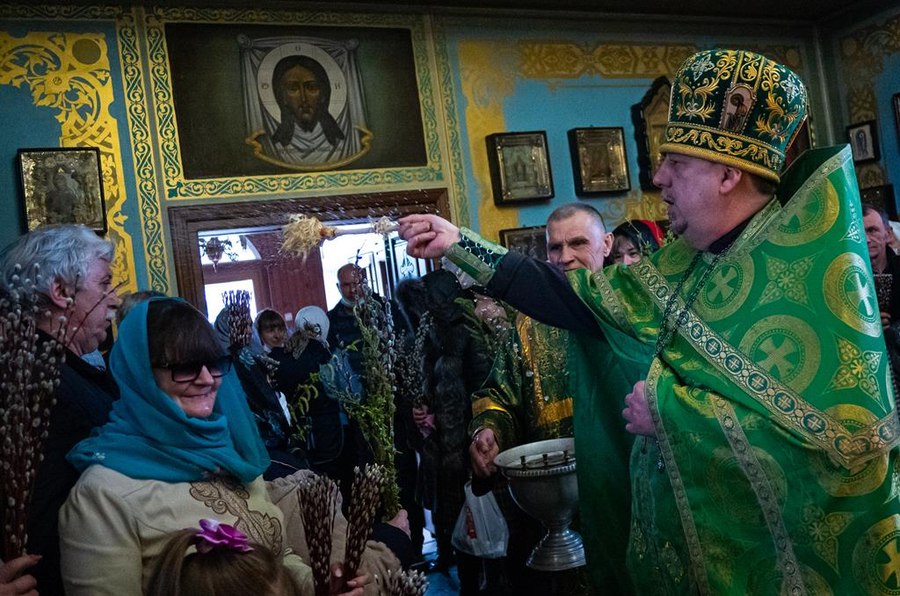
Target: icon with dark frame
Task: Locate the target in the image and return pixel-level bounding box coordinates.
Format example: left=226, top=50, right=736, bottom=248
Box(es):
left=486, top=131, right=554, bottom=206
left=847, top=121, right=880, bottom=164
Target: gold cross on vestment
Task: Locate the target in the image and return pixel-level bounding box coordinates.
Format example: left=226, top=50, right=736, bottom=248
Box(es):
left=757, top=336, right=798, bottom=378
left=707, top=266, right=737, bottom=302
left=848, top=272, right=875, bottom=318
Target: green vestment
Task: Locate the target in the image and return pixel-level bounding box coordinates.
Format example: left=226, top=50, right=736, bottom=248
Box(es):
left=471, top=315, right=574, bottom=446
left=572, top=146, right=900, bottom=595
left=470, top=316, right=640, bottom=592
left=449, top=145, right=900, bottom=595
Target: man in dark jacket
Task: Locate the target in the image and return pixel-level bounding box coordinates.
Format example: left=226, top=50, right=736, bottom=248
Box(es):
left=863, top=203, right=900, bottom=415
left=327, top=263, right=368, bottom=379
left=1, top=225, right=122, bottom=596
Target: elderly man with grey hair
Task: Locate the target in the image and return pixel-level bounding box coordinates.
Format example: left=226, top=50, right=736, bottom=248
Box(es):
left=0, top=224, right=121, bottom=596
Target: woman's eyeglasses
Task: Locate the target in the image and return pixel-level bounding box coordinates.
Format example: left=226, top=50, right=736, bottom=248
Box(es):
left=157, top=355, right=232, bottom=383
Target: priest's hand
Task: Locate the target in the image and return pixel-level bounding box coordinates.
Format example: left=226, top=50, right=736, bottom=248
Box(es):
left=623, top=380, right=656, bottom=437
left=470, top=428, right=499, bottom=478
left=399, top=214, right=461, bottom=259
left=882, top=311, right=891, bottom=329
left=0, top=554, right=40, bottom=596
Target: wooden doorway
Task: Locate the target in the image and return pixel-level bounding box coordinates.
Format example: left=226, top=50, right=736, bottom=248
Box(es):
left=168, top=188, right=450, bottom=317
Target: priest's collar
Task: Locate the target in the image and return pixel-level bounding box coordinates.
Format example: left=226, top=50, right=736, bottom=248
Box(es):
left=707, top=217, right=752, bottom=254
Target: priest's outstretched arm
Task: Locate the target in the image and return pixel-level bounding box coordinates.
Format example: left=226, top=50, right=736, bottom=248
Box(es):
left=399, top=214, right=602, bottom=335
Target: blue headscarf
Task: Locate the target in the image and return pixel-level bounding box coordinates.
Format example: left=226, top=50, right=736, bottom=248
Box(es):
left=68, top=298, right=270, bottom=483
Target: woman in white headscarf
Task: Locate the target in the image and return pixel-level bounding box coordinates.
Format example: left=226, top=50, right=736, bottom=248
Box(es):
left=295, top=305, right=330, bottom=346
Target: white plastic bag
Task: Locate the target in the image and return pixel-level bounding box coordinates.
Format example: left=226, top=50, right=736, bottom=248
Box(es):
left=451, top=481, right=509, bottom=559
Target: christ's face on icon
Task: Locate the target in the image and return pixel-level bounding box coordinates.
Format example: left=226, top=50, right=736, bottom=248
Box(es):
left=280, top=65, right=324, bottom=131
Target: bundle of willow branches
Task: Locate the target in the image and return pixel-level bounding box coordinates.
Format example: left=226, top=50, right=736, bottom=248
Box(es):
left=344, top=271, right=401, bottom=516
left=394, top=312, right=430, bottom=410
left=0, top=264, right=69, bottom=559
left=298, top=474, right=339, bottom=596
left=223, top=289, right=252, bottom=348
left=343, top=464, right=387, bottom=581
left=388, top=568, right=429, bottom=596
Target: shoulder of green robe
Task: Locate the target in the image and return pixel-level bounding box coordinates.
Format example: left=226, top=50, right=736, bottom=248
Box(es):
left=567, top=264, right=660, bottom=341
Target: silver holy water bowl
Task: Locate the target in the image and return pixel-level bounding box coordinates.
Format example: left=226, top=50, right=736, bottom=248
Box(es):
left=494, top=437, right=585, bottom=571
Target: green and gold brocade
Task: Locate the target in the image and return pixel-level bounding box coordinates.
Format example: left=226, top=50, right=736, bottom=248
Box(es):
left=470, top=314, right=573, bottom=447
left=662, top=49, right=808, bottom=182
left=567, top=145, right=900, bottom=595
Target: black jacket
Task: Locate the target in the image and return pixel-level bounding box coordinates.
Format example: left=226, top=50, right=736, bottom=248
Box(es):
left=26, top=343, right=119, bottom=596
left=231, top=348, right=309, bottom=480
left=271, top=341, right=344, bottom=465
left=326, top=296, right=410, bottom=385
left=327, top=301, right=366, bottom=379
left=420, top=271, right=493, bottom=474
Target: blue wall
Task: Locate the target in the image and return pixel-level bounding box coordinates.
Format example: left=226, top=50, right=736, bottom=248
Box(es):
left=875, top=52, right=900, bottom=190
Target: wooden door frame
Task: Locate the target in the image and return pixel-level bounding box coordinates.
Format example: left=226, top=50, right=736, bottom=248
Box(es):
left=168, top=188, right=450, bottom=315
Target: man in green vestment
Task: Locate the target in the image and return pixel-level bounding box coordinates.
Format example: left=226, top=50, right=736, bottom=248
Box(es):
left=400, top=48, right=900, bottom=595
left=469, top=203, right=612, bottom=465
left=468, top=203, right=636, bottom=593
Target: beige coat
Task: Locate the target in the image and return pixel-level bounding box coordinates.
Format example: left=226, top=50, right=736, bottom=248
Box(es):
left=59, top=466, right=400, bottom=595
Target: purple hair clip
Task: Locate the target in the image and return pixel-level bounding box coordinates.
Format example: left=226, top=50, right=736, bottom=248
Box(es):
left=195, top=518, right=253, bottom=554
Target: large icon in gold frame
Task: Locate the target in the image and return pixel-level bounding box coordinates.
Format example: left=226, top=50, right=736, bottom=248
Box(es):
left=568, top=127, right=630, bottom=195
left=631, top=76, right=672, bottom=191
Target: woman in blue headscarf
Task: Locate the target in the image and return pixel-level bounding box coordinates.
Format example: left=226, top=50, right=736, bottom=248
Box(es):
left=58, top=298, right=370, bottom=596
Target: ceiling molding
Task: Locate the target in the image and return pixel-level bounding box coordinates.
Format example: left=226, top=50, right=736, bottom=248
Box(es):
left=51, top=0, right=870, bottom=24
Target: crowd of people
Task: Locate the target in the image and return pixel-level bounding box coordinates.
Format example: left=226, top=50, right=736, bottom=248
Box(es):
left=0, top=231, right=408, bottom=595
left=3, top=47, right=900, bottom=596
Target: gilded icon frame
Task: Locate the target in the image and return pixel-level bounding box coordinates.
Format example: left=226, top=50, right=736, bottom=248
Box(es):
left=631, top=76, right=672, bottom=191
left=568, top=127, right=630, bottom=195
left=486, top=131, right=554, bottom=206
left=17, top=147, right=107, bottom=234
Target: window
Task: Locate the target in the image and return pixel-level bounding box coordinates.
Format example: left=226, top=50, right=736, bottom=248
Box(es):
left=204, top=279, right=258, bottom=323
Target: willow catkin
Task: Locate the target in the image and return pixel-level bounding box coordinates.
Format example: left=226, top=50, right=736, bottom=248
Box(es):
left=298, top=475, right=338, bottom=596
left=387, top=568, right=428, bottom=596
left=0, top=264, right=68, bottom=560
left=344, top=464, right=386, bottom=579
left=223, top=290, right=251, bottom=348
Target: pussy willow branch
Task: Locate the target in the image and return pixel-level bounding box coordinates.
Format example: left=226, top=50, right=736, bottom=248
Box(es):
left=223, top=290, right=252, bottom=348
left=345, top=272, right=401, bottom=516
left=343, top=465, right=386, bottom=580
left=298, top=475, right=338, bottom=596
left=1, top=264, right=70, bottom=560
left=388, top=568, right=428, bottom=596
